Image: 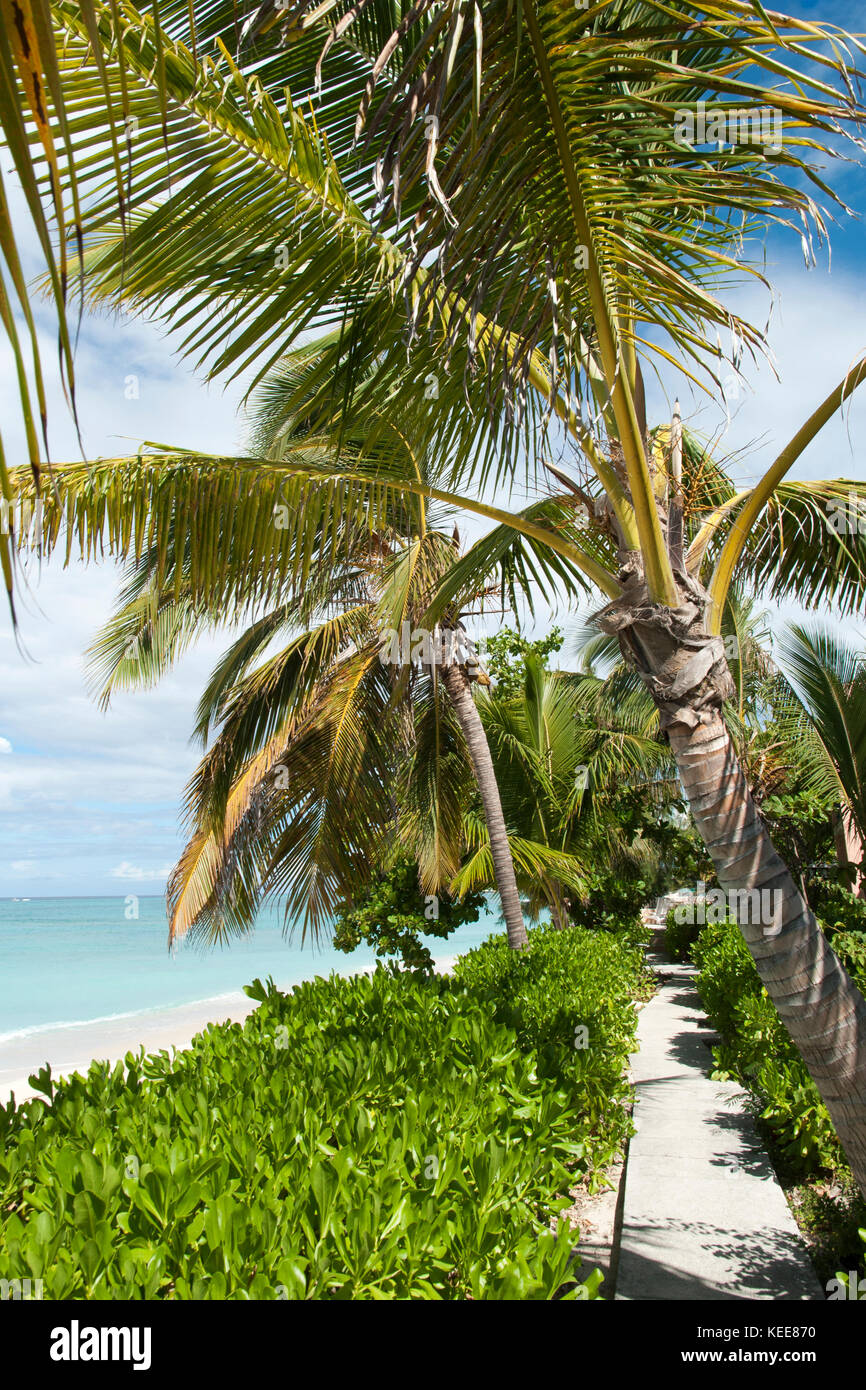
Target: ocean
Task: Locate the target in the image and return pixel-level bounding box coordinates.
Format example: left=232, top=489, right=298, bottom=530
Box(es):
left=0, top=893, right=504, bottom=1046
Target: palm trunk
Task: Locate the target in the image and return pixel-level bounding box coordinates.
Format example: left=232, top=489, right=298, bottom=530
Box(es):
left=440, top=661, right=528, bottom=950
left=550, top=895, right=568, bottom=930
left=670, top=713, right=866, bottom=1189
left=599, top=563, right=866, bottom=1191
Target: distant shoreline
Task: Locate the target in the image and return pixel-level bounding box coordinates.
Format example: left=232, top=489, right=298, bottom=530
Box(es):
left=1, top=894, right=167, bottom=901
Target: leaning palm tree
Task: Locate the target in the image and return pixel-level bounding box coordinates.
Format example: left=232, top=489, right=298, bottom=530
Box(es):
left=12, top=0, right=866, bottom=1184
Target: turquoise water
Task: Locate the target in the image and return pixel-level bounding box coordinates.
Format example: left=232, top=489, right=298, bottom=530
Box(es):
left=0, top=895, right=504, bottom=1042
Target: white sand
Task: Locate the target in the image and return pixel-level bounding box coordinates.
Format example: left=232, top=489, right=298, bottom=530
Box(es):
left=1, top=988, right=260, bottom=1104
left=1, top=955, right=458, bottom=1106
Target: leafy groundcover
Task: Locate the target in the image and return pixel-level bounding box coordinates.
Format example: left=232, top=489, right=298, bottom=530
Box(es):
left=0, top=923, right=646, bottom=1300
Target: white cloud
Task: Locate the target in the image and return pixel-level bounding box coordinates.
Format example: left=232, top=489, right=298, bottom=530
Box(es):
left=643, top=261, right=866, bottom=489
left=0, top=283, right=247, bottom=895
left=110, top=861, right=173, bottom=882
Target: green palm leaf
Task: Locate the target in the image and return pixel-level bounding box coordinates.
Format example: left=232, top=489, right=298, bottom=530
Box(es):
left=776, top=624, right=866, bottom=845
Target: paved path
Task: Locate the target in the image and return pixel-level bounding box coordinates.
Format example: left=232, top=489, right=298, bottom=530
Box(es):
left=615, top=936, right=821, bottom=1301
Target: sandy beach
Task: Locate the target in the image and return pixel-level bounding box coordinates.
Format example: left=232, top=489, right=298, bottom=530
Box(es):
left=1, top=955, right=458, bottom=1106
left=1, top=987, right=264, bottom=1104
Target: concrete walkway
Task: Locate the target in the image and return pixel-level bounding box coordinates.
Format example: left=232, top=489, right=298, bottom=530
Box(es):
left=615, top=940, right=822, bottom=1301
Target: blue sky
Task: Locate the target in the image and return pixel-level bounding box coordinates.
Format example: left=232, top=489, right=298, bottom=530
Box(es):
left=2, top=6, right=866, bottom=897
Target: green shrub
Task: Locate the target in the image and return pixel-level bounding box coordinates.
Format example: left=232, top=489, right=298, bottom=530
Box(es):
left=568, top=897, right=644, bottom=941
left=663, top=905, right=703, bottom=962
left=692, top=920, right=840, bottom=1175
left=0, top=925, right=641, bottom=1300
left=454, top=923, right=647, bottom=1179
left=808, top=880, right=866, bottom=992
left=810, top=877, right=866, bottom=932
left=332, top=857, right=484, bottom=971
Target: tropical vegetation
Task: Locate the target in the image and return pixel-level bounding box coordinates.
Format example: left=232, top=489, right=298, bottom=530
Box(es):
left=0, top=922, right=646, bottom=1299
left=5, top=0, right=866, bottom=1269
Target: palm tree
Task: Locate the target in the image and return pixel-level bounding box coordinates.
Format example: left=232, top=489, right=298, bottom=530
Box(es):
left=86, top=342, right=596, bottom=949
left=453, top=651, right=676, bottom=927
left=12, top=0, right=866, bottom=1184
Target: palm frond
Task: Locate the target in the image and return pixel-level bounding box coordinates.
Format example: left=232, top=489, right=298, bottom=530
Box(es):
left=172, top=640, right=394, bottom=943
left=39, top=0, right=866, bottom=510
left=776, top=623, right=866, bottom=843
left=84, top=558, right=216, bottom=707
left=9, top=448, right=620, bottom=608
left=450, top=823, right=590, bottom=902
left=725, top=481, right=866, bottom=617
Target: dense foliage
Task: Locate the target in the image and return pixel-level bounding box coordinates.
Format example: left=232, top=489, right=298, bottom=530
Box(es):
left=809, top=878, right=866, bottom=936
left=663, top=905, right=705, bottom=964
left=0, top=924, right=644, bottom=1300
left=569, top=789, right=709, bottom=939
left=759, top=790, right=837, bottom=891
left=453, top=924, right=652, bottom=1180
left=484, top=628, right=565, bottom=701
left=811, top=881, right=866, bottom=990
left=332, top=859, right=484, bottom=971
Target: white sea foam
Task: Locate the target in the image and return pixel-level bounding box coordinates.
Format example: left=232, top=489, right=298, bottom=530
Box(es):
left=0, top=988, right=262, bottom=1046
